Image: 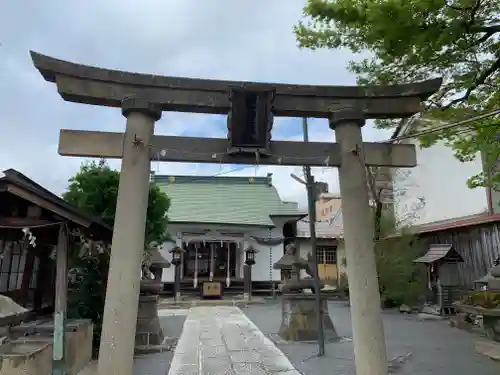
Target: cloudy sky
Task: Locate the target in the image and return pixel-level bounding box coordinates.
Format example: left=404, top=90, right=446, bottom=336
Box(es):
left=0, top=0, right=392, bottom=207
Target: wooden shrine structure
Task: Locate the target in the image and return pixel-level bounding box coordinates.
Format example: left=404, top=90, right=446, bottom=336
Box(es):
left=31, top=51, right=441, bottom=375
left=0, top=168, right=112, bottom=374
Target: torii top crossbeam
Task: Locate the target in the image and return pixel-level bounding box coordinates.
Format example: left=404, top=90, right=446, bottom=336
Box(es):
left=31, top=51, right=441, bottom=119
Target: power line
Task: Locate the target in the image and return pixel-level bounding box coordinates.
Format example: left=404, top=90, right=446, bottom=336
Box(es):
left=151, top=164, right=254, bottom=184
left=387, top=108, right=500, bottom=143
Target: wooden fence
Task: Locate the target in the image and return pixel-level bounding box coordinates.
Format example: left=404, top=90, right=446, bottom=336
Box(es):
left=418, top=221, right=500, bottom=289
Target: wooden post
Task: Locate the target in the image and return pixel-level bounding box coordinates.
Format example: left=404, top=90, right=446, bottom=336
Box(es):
left=243, top=265, right=252, bottom=301
left=209, top=243, right=214, bottom=281
left=52, top=223, right=69, bottom=375
left=21, top=242, right=35, bottom=306
left=174, top=264, right=181, bottom=303
left=34, top=251, right=46, bottom=311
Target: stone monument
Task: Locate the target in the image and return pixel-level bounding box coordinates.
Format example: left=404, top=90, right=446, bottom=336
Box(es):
left=135, top=248, right=170, bottom=351
left=274, top=243, right=339, bottom=341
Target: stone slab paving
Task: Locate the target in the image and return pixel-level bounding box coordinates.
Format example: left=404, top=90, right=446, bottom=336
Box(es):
left=168, top=306, right=300, bottom=375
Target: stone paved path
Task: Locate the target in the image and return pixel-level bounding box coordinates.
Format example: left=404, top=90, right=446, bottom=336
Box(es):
left=168, top=306, right=300, bottom=375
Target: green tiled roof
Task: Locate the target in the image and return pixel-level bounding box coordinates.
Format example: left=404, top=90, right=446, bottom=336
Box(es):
left=154, top=174, right=304, bottom=227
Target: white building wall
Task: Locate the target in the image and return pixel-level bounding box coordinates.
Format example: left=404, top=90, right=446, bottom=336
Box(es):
left=394, top=139, right=488, bottom=226
left=250, top=227, right=283, bottom=282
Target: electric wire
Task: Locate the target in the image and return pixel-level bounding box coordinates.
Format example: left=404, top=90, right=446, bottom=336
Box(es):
left=387, top=108, right=500, bottom=143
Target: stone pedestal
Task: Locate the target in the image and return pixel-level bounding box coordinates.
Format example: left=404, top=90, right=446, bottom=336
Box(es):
left=136, top=295, right=163, bottom=347
left=279, top=294, right=339, bottom=341
left=135, top=280, right=164, bottom=349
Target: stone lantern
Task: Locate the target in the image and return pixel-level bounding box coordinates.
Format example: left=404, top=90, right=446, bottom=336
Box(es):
left=474, top=258, right=500, bottom=290
left=273, top=242, right=338, bottom=342
left=141, top=247, right=170, bottom=294
left=487, top=258, right=500, bottom=291
left=273, top=242, right=321, bottom=293
left=243, top=246, right=257, bottom=301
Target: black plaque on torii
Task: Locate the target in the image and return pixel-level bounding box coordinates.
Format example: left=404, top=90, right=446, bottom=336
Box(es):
left=226, top=86, right=275, bottom=156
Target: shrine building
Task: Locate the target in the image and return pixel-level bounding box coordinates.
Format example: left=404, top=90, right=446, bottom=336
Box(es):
left=157, top=173, right=306, bottom=292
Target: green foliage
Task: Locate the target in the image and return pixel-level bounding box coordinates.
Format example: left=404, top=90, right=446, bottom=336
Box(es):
left=375, top=232, right=426, bottom=307
left=295, top=0, right=500, bottom=190
left=63, top=159, right=170, bottom=246
left=460, top=291, right=500, bottom=308
left=67, top=252, right=110, bottom=357
left=63, top=159, right=170, bottom=356
left=374, top=198, right=426, bottom=307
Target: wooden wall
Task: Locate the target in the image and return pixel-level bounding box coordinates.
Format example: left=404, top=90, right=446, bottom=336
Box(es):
left=418, top=221, right=500, bottom=289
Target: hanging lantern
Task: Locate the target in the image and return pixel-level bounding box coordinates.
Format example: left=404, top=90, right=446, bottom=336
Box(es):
left=245, top=246, right=257, bottom=266
left=169, top=246, right=184, bottom=266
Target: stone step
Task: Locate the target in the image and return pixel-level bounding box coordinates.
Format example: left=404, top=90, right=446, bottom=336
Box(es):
left=158, top=297, right=267, bottom=308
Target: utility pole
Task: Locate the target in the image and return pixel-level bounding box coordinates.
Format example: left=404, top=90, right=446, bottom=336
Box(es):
left=293, top=117, right=325, bottom=356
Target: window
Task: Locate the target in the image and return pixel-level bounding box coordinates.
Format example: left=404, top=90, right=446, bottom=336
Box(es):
left=0, top=241, right=27, bottom=292
left=316, top=246, right=337, bottom=264
left=0, top=242, right=11, bottom=292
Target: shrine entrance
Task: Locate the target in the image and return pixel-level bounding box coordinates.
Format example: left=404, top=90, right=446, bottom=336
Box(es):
left=30, top=50, right=441, bottom=375
left=183, top=241, right=237, bottom=280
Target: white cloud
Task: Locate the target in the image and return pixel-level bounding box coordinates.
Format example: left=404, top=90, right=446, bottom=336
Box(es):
left=0, top=0, right=392, bottom=207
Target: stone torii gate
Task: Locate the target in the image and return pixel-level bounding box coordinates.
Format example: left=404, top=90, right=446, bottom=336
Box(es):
left=31, top=51, right=441, bottom=375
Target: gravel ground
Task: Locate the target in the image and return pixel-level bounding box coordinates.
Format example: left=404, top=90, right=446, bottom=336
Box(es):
left=130, top=302, right=500, bottom=374
left=244, top=300, right=500, bottom=375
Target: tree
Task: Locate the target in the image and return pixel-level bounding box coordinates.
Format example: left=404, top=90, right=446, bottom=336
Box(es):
left=368, top=166, right=427, bottom=307
left=63, top=159, right=170, bottom=247
left=295, top=0, right=500, bottom=190
left=63, top=159, right=170, bottom=355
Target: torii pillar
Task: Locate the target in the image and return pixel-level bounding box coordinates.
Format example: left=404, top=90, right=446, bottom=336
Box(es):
left=97, top=97, right=161, bottom=375
left=330, top=108, right=387, bottom=375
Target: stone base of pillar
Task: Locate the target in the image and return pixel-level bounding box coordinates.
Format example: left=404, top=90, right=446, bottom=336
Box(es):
left=279, top=294, right=339, bottom=342
left=135, top=293, right=166, bottom=353
left=243, top=292, right=250, bottom=301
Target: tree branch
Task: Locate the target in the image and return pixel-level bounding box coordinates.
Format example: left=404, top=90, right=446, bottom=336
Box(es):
left=471, top=25, right=500, bottom=34
left=444, top=55, right=500, bottom=108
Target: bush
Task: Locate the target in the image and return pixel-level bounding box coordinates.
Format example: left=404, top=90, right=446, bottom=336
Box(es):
left=68, top=252, right=109, bottom=358
left=460, top=291, right=500, bottom=309
left=375, top=235, right=426, bottom=307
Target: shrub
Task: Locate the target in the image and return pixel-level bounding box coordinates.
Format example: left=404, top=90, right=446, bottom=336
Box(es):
left=460, top=291, right=500, bottom=309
